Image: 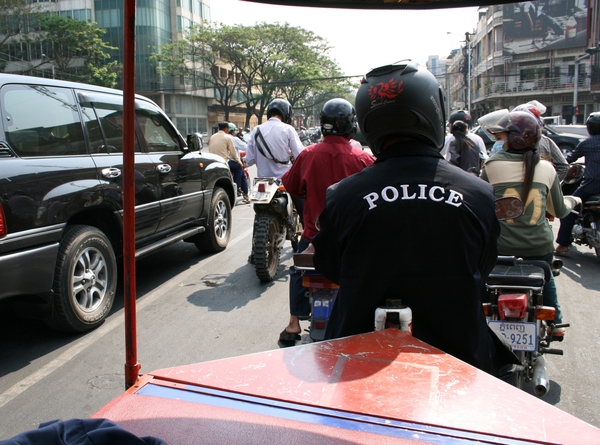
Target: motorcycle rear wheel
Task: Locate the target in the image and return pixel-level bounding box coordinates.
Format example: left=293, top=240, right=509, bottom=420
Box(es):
left=253, top=214, right=281, bottom=282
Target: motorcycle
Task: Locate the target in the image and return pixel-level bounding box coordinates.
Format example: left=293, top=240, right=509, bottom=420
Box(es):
left=485, top=256, right=568, bottom=396
left=486, top=195, right=568, bottom=396
left=561, top=164, right=600, bottom=258
left=293, top=245, right=412, bottom=342
left=250, top=177, right=302, bottom=282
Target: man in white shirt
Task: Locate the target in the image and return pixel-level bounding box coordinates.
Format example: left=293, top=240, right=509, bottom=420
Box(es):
left=245, top=99, right=304, bottom=179
left=441, top=110, right=488, bottom=164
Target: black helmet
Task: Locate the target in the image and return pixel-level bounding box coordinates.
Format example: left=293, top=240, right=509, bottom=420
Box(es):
left=504, top=111, right=541, bottom=150
left=355, top=60, right=446, bottom=155
left=449, top=110, right=472, bottom=127
left=267, top=98, right=293, bottom=124
left=320, top=98, right=358, bottom=137
left=586, top=112, right=600, bottom=136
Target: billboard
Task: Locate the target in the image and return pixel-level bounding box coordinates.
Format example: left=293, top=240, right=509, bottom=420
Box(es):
left=503, top=0, right=588, bottom=55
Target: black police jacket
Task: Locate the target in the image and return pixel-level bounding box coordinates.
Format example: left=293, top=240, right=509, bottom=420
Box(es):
left=313, top=141, right=508, bottom=374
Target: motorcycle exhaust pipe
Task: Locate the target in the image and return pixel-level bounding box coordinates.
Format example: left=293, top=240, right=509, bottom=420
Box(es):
left=532, top=355, right=550, bottom=396
left=552, top=258, right=563, bottom=277
left=271, top=196, right=288, bottom=213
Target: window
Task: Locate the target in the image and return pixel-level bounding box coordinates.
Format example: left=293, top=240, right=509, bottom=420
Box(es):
left=136, top=106, right=180, bottom=152
left=2, top=85, right=86, bottom=157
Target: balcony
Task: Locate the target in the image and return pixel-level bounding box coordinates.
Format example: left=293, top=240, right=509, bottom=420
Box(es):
left=474, top=77, right=590, bottom=100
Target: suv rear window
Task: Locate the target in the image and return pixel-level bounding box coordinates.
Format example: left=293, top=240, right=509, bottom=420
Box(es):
left=2, top=85, right=86, bottom=157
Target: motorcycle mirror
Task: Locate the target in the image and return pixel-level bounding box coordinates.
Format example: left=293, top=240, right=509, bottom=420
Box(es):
left=564, top=164, right=584, bottom=185
left=495, top=197, right=524, bottom=220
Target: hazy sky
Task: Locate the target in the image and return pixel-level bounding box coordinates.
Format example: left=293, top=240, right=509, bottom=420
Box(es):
left=209, top=0, right=481, bottom=78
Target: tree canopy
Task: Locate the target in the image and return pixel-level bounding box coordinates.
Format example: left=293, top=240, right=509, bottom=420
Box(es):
left=152, top=21, right=354, bottom=126
left=0, top=3, right=119, bottom=88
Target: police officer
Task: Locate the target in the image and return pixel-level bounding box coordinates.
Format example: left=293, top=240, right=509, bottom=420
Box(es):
left=312, top=61, right=516, bottom=375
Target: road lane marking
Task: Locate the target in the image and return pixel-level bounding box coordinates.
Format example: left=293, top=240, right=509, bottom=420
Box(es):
left=0, top=227, right=253, bottom=410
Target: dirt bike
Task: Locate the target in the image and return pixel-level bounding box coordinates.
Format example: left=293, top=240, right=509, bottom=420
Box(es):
left=250, top=177, right=302, bottom=282
left=561, top=164, right=600, bottom=258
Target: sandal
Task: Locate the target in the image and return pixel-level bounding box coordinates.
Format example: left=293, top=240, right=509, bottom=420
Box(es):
left=279, top=329, right=300, bottom=346
left=553, top=249, right=570, bottom=258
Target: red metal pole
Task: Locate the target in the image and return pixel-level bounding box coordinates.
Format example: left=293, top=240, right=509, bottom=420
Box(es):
left=123, top=0, right=140, bottom=389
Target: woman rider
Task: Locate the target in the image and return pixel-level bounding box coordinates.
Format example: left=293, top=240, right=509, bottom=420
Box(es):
left=480, top=111, right=581, bottom=338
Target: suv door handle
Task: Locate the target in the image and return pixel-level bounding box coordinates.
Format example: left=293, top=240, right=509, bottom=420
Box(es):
left=102, top=167, right=121, bottom=178
left=156, top=164, right=172, bottom=174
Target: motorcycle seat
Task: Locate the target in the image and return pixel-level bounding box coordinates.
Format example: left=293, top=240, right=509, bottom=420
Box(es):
left=486, top=264, right=545, bottom=288
left=583, top=194, right=600, bottom=206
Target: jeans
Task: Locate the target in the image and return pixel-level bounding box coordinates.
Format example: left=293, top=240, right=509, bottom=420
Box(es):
left=228, top=160, right=248, bottom=195
left=520, top=253, right=562, bottom=324
left=555, top=187, right=590, bottom=247
left=289, top=237, right=311, bottom=318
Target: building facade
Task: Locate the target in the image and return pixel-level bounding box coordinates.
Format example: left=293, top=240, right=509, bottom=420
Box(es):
left=443, top=0, right=599, bottom=124
left=4, top=0, right=215, bottom=137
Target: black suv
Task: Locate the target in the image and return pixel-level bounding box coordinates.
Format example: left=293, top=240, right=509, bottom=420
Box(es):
left=0, top=75, right=236, bottom=332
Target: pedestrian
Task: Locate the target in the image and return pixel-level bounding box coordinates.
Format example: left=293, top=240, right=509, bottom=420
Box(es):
left=311, top=61, right=517, bottom=375
left=278, top=99, right=374, bottom=345
left=481, top=110, right=581, bottom=338
left=555, top=112, right=600, bottom=255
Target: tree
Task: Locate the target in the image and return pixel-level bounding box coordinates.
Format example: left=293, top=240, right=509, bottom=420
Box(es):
left=32, top=15, right=119, bottom=87
left=1, top=11, right=119, bottom=87
left=153, top=21, right=350, bottom=126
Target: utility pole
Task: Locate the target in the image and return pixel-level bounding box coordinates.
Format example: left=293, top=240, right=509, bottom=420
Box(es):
left=572, top=53, right=589, bottom=124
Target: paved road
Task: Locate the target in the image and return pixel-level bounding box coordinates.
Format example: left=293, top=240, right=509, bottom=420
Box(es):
left=0, top=201, right=599, bottom=438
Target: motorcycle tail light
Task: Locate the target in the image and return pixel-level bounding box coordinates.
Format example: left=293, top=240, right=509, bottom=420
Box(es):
left=314, top=321, right=325, bottom=329
left=257, top=182, right=266, bottom=193
left=482, top=303, right=493, bottom=317
left=301, top=275, right=339, bottom=289
left=534, top=305, right=556, bottom=321
left=0, top=204, right=5, bottom=237
left=498, top=293, right=528, bottom=320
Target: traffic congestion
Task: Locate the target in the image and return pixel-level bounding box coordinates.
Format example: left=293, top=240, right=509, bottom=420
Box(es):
left=1, top=0, right=600, bottom=443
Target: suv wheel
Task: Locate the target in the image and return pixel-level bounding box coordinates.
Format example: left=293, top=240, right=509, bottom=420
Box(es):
left=46, top=225, right=117, bottom=333
left=195, top=187, right=231, bottom=253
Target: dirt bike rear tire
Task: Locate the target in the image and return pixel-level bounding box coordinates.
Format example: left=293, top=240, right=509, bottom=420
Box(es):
left=253, top=214, right=281, bottom=282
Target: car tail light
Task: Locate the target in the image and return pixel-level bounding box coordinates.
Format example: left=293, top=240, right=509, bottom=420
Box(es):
left=498, top=293, right=528, bottom=320
left=534, top=305, right=556, bottom=321
left=258, top=182, right=267, bottom=192
left=0, top=203, right=5, bottom=237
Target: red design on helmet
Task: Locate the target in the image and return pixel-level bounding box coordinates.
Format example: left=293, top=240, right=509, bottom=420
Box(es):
left=368, top=78, right=403, bottom=100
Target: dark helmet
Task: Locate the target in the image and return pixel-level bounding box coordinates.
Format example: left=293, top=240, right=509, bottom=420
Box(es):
left=267, top=98, right=293, bottom=124
left=355, top=60, right=446, bottom=155
left=449, top=110, right=472, bottom=127
left=320, top=98, right=358, bottom=136
left=502, top=111, right=542, bottom=150
left=586, top=112, right=600, bottom=136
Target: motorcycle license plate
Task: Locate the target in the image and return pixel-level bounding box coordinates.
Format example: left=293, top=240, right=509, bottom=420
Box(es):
left=488, top=320, right=538, bottom=352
